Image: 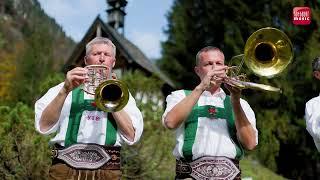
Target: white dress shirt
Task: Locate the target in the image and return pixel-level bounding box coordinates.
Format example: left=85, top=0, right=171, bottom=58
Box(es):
left=162, top=89, right=258, bottom=160
left=305, top=94, right=320, bottom=151
left=35, top=82, right=143, bottom=146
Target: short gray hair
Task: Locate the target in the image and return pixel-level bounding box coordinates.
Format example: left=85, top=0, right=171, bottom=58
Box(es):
left=85, top=37, right=116, bottom=57
left=195, top=46, right=223, bottom=65
left=312, top=57, right=320, bottom=72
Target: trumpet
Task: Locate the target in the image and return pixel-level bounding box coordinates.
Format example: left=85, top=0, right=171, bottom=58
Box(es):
left=82, top=65, right=129, bottom=112
left=220, top=27, right=293, bottom=93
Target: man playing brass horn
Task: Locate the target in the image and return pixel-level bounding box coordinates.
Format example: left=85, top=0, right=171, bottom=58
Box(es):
left=35, top=37, right=143, bottom=179
left=305, top=57, right=320, bottom=152
left=162, top=46, right=258, bottom=180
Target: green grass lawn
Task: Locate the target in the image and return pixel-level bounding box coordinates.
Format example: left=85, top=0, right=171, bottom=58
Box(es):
left=241, top=158, right=286, bottom=180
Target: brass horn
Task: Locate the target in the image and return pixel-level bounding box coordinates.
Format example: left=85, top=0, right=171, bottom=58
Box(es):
left=83, top=65, right=129, bottom=112
left=224, top=27, right=293, bottom=92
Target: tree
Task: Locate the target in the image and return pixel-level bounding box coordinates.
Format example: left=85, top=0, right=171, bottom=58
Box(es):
left=159, top=0, right=320, bottom=178
left=0, top=0, right=74, bottom=106
left=0, top=103, right=51, bottom=179
left=0, top=44, right=20, bottom=102
left=120, top=70, right=176, bottom=179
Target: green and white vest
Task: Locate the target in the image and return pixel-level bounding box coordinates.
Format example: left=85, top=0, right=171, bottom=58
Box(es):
left=182, top=90, right=244, bottom=161
left=64, top=87, right=117, bottom=147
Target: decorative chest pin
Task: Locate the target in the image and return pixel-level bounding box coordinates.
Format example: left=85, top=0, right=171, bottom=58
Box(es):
left=208, top=107, right=217, bottom=116
left=91, top=101, right=97, bottom=107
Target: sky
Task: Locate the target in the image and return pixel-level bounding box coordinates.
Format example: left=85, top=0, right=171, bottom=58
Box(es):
left=37, top=0, right=174, bottom=60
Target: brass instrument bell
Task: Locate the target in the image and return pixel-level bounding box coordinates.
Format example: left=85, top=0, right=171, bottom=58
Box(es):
left=83, top=65, right=129, bottom=112
left=225, top=27, right=294, bottom=92
left=244, top=27, right=293, bottom=78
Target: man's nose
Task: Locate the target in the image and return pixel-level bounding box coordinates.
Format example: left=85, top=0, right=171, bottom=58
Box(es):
left=99, top=56, right=105, bottom=63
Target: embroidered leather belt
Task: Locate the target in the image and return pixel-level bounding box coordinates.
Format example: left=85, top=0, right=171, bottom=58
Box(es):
left=52, top=143, right=121, bottom=170
left=176, top=156, right=240, bottom=180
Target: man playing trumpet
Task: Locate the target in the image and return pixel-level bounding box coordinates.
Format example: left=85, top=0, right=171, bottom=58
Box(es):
left=162, top=46, right=258, bottom=179
left=35, top=37, right=143, bottom=179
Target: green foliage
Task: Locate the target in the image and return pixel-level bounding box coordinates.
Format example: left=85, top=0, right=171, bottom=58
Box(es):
left=0, top=0, right=74, bottom=106
left=3, top=0, right=14, bottom=16
left=1, top=0, right=319, bottom=178
left=0, top=6, right=67, bottom=178
left=159, top=0, right=320, bottom=178
left=121, top=70, right=176, bottom=179
left=241, top=157, right=285, bottom=180
left=0, top=42, right=21, bottom=103
left=12, top=23, right=55, bottom=105
left=251, top=110, right=296, bottom=171
left=0, top=31, right=5, bottom=48
left=0, top=103, right=51, bottom=180
left=0, top=72, right=64, bottom=179
left=38, top=73, right=65, bottom=97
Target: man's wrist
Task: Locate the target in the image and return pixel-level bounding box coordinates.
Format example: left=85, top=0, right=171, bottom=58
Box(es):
left=195, top=84, right=206, bottom=92
left=60, top=86, right=70, bottom=96
left=112, top=110, right=123, bottom=116
left=230, top=95, right=241, bottom=104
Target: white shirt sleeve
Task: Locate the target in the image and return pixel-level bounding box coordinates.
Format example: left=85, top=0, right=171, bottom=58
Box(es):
left=118, top=92, right=144, bottom=145
left=305, top=97, right=320, bottom=151
left=34, top=82, right=67, bottom=135
left=240, top=98, right=258, bottom=145
left=161, top=90, right=185, bottom=128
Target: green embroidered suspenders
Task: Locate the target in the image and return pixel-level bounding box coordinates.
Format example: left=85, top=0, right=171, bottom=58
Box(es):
left=182, top=90, right=244, bottom=161
left=64, top=87, right=117, bottom=147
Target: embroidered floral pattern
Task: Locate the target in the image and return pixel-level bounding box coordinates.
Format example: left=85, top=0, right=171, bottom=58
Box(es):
left=208, top=107, right=217, bottom=116
left=67, top=150, right=103, bottom=163
left=91, top=102, right=97, bottom=107
left=57, top=144, right=111, bottom=169
left=191, top=157, right=240, bottom=180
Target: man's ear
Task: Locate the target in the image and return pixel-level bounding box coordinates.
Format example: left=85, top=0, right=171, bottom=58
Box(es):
left=314, top=71, right=320, bottom=80
left=84, top=56, right=88, bottom=65
left=112, top=57, right=116, bottom=67
left=195, top=66, right=200, bottom=76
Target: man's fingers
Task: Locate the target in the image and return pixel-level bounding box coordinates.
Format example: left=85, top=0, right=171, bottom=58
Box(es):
left=210, top=80, right=217, bottom=86
left=111, top=72, right=117, bottom=79
left=71, top=75, right=86, bottom=80
left=69, top=69, right=87, bottom=76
